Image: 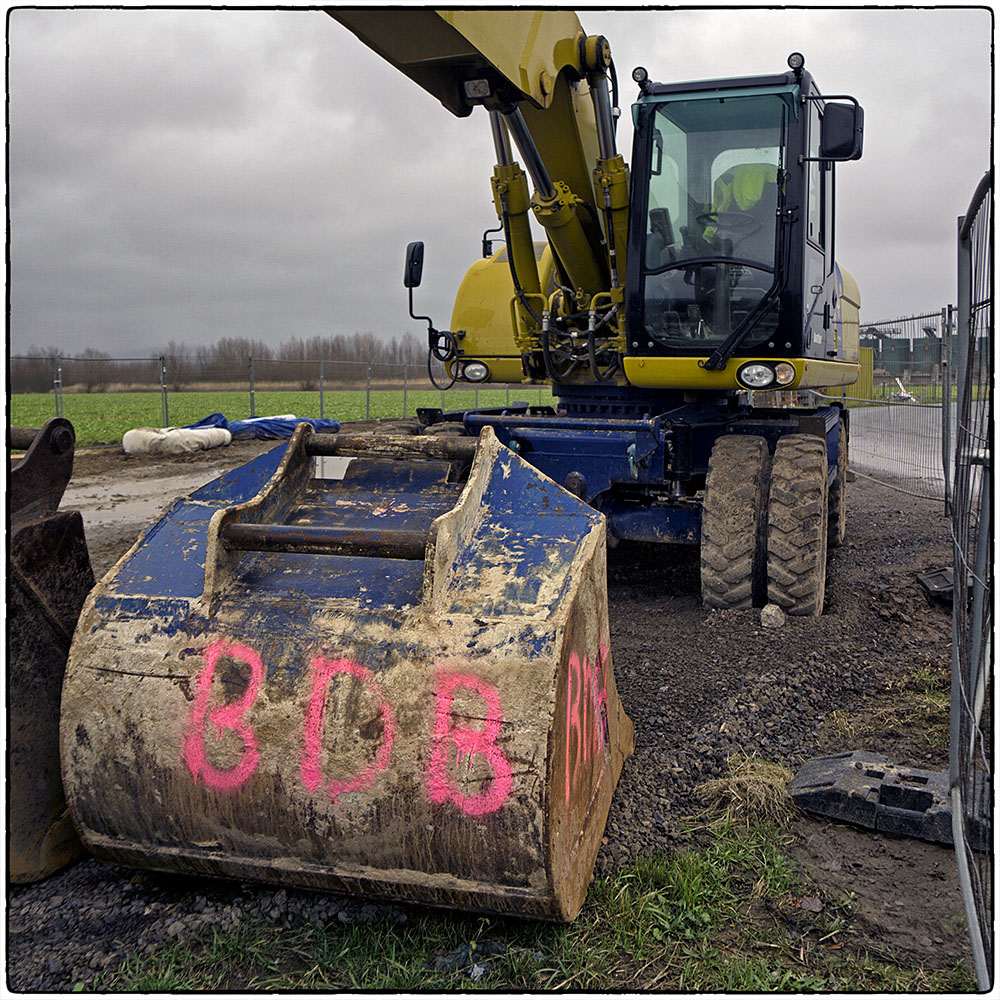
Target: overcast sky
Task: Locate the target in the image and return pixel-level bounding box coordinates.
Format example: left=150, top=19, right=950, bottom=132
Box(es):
left=7, top=5, right=993, bottom=358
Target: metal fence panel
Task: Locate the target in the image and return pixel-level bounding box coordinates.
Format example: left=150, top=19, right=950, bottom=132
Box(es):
left=841, top=397, right=952, bottom=498
left=860, top=311, right=952, bottom=401
left=950, top=168, right=992, bottom=991
left=9, top=352, right=552, bottom=445
left=59, top=357, right=166, bottom=434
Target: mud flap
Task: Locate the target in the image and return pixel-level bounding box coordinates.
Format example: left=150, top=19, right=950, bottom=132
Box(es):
left=61, top=425, right=634, bottom=920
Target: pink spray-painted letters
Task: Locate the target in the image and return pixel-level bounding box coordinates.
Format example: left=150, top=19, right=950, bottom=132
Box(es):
left=183, top=638, right=264, bottom=790
left=182, top=640, right=516, bottom=815
left=563, top=639, right=610, bottom=805
left=426, top=669, right=513, bottom=817
left=300, top=656, right=396, bottom=802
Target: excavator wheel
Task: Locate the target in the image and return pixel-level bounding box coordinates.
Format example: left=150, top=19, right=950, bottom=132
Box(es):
left=373, top=419, right=422, bottom=436
left=424, top=422, right=467, bottom=436
left=828, top=416, right=848, bottom=548
left=766, top=434, right=829, bottom=616
left=700, top=434, right=771, bottom=610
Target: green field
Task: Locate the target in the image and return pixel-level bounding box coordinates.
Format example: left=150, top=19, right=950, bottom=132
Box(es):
left=10, top=387, right=553, bottom=447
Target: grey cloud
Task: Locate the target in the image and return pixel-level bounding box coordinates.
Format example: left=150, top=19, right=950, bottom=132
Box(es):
left=7, top=7, right=992, bottom=355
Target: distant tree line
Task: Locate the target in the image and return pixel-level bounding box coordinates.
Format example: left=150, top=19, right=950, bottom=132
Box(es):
left=11, top=332, right=427, bottom=393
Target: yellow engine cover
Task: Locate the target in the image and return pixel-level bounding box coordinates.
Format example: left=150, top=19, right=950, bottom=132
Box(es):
left=450, top=243, right=555, bottom=383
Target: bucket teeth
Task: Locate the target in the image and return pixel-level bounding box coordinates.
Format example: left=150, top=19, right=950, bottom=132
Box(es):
left=62, top=425, right=634, bottom=920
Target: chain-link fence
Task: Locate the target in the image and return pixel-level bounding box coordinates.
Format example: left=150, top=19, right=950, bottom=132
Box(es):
left=860, top=310, right=956, bottom=400
left=950, top=168, right=992, bottom=992
left=9, top=354, right=551, bottom=445
left=788, top=308, right=957, bottom=503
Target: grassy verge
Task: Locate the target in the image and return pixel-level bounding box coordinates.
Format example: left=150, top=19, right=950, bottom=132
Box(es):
left=87, top=781, right=973, bottom=993
left=11, top=387, right=554, bottom=447
left=823, top=658, right=952, bottom=764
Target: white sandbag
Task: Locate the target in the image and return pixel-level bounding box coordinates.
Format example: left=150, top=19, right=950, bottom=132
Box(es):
left=122, top=426, right=232, bottom=455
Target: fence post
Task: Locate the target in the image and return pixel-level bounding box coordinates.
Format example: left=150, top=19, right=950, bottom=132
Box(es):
left=366, top=363, right=372, bottom=419
left=941, top=305, right=953, bottom=514
left=319, top=360, right=325, bottom=419
left=159, top=356, right=168, bottom=427
left=955, top=219, right=971, bottom=430
left=249, top=356, right=256, bottom=418
left=53, top=357, right=63, bottom=418
left=506, top=385, right=510, bottom=407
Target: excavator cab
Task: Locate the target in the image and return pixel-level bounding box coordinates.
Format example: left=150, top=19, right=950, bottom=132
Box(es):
left=624, top=58, right=864, bottom=391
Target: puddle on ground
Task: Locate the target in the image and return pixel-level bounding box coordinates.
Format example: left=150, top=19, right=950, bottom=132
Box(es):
left=63, top=455, right=356, bottom=536
left=63, top=469, right=227, bottom=532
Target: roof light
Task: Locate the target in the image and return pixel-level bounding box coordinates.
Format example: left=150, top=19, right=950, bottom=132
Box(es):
left=787, top=52, right=805, bottom=71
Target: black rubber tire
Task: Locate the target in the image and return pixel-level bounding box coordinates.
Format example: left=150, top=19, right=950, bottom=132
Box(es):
left=376, top=419, right=422, bottom=436
left=828, top=416, right=848, bottom=548
left=766, top=434, right=829, bottom=617
left=424, top=423, right=467, bottom=436
left=700, top=434, right=771, bottom=610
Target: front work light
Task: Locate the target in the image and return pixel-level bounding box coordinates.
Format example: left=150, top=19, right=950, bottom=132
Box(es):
left=462, top=361, right=490, bottom=383
left=736, top=362, right=775, bottom=389
left=787, top=52, right=805, bottom=71
left=774, top=362, right=796, bottom=386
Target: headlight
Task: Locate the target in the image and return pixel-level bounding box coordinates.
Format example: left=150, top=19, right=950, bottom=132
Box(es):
left=462, top=361, right=490, bottom=383
left=736, top=362, right=775, bottom=389
left=774, top=362, right=796, bottom=386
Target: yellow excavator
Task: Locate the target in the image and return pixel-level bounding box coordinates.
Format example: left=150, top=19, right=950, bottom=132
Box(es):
left=49, top=10, right=864, bottom=921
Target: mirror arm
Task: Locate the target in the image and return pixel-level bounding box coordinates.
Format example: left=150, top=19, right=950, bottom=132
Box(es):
left=408, top=288, right=435, bottom=333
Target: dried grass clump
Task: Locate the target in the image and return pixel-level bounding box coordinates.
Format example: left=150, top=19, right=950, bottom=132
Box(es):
left=694, top=752, right=796, bottom=829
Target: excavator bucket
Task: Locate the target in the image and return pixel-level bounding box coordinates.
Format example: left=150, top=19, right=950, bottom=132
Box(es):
left=61, top=424, right=634, bottom=920
left=9, top=419, right=95, bottom=882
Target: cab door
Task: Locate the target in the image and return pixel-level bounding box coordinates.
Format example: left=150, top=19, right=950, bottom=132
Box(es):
left=802, top=99, right=838, bottom=360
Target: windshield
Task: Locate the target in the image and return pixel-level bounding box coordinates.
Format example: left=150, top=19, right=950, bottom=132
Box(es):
left=640, top=92, right=791, bottom=349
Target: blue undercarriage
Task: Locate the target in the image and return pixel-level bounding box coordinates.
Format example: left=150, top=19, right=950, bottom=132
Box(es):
left=430, top=387, right=844, bottom=545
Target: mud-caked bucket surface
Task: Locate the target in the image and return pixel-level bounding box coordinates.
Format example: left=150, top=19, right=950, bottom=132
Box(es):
left=61, top=427, right=633, bottom=920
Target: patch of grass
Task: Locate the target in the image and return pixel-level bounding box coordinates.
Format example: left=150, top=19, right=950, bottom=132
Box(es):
left=11, top=386, right=554, bottom=446
left=694, top=751, right=797, bottom=829
left=87, top=812, right=971, bottom=993
left=822, top=658, right=952, bottom=759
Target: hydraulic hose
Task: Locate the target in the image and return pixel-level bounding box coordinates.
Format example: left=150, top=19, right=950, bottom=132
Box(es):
left=588, top=304, right=621, bottom=382
left=427, top=335, right=458, bottom=390
left=426, top=329, right=458, bottom=390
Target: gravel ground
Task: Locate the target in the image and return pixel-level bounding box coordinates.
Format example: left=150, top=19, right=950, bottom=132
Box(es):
left=7, top=437, right=972, bottom=989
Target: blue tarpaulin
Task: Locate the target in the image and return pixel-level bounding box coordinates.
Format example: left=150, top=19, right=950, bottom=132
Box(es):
left=185, top=412, right=340, bottom=440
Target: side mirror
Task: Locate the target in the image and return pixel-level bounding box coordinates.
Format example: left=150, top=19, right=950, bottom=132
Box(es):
left=404, top=241, right=424, bottom=288
left=820, top=101, right=864, bottom=160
